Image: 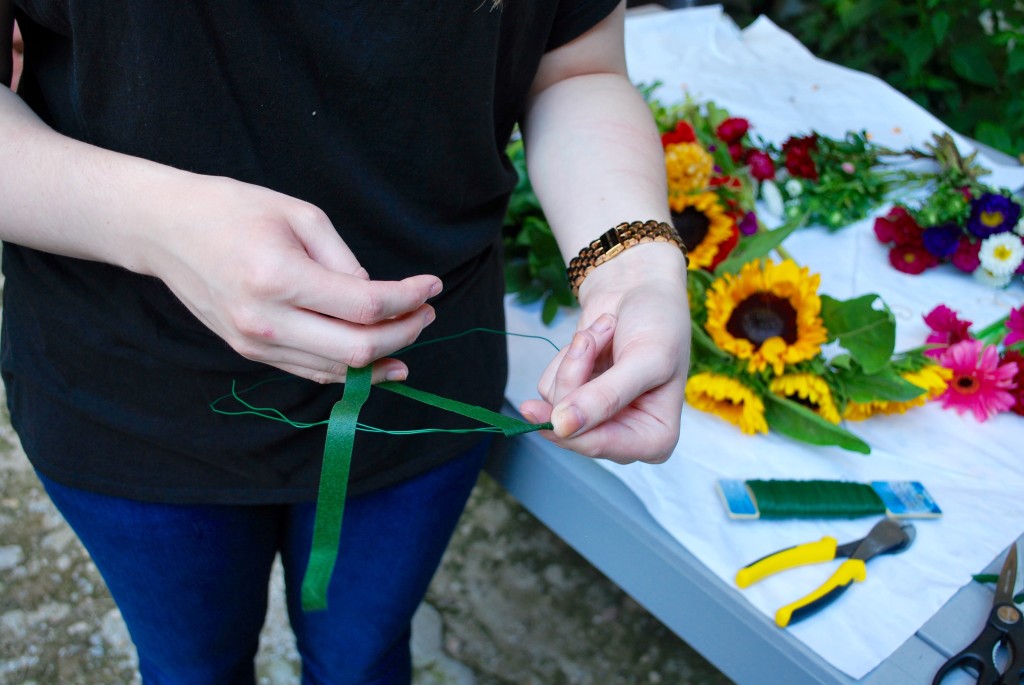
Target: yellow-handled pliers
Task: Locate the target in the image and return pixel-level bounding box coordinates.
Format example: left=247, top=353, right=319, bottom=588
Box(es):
left=735, top=518, right=916, bottom=628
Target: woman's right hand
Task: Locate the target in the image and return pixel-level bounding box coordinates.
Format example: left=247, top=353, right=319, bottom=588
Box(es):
left=0, top=86, right=439, bottom=385
left=138, top=174, right=441, bottom=385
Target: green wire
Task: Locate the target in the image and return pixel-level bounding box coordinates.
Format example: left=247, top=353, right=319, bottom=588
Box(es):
left=209, top=327, right=562, bottom=435
left=746, top=480, right=887, bottom=519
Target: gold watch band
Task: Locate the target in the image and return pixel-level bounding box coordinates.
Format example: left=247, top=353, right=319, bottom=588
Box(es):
left=566, top=220, right=687, bottom=298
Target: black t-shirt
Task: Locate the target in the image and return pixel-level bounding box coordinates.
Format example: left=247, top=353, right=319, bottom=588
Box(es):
left=3, top=0, right=619, bottom=503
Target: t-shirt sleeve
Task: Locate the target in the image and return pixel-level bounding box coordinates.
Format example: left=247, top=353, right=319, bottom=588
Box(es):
left=545, top=0, right=622, bottom=51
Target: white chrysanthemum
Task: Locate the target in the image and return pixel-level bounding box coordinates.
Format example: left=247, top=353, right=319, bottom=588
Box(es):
left=784, top=178, right=803, bottom=198
left=1014, top=214, right=1024, bottom=237
left=973, top=265, right=1014, bottom=289
left=979, top=232, right=1024, bottom=277
left=761, top=180, right=784, bottom=218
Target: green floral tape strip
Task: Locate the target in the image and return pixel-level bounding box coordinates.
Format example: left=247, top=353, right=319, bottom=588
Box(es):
left=300, top=366, right=552, bottom=611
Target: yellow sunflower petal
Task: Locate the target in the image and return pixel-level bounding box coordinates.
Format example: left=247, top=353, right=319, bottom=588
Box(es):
left=768, top=372, right=841, bottom=424
left=685, top=372, right=768, bottom=435
left=843, top=364, right=952, bottom=420
left=669, top=192, right=736, bottom=271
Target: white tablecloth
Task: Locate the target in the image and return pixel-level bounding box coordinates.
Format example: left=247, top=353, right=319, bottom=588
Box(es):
left=504, top=7, right=1024, bottom=680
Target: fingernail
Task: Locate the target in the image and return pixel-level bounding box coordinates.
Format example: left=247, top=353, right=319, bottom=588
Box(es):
left=520, top=409, right=538, bottom=423
left=554, top=405, right=585, bottom=437
left=424, top=308, right=436, bottom=326
left=386, top=368, right=407, bottom=382
left=354, top=267, right=370, bottom=279
left=593, top=314, right=615, bottom=333
left=567, top=333, right=589, bottom=359
left=429, top=280, right=443, bottom=297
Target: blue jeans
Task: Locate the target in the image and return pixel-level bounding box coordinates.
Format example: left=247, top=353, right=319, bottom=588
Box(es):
left=37, top=440, right=489, bottom=685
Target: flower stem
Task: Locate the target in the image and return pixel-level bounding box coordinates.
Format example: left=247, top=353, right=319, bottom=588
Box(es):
left=975, top=315, right=1009, bottom=346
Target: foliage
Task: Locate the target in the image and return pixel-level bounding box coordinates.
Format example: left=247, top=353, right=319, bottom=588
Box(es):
left=773, top=0, right=1024, bottom=160
left=501, top=138, right=575, bottom=324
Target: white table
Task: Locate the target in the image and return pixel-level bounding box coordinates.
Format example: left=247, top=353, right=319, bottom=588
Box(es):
left=487, top=6, right=1024, bottom=683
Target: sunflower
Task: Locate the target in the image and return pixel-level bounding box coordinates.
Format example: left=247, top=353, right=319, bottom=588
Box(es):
left=768, top=372, right=841, bottom=424
left=670, top=192, right=736, bottom=271
left=842, top=364, right=952, bottom=420
left=665, top=142, right=714, bottom=197
left=704, top=259, right=828, bottom=375
left=685, top=372, right=768, bottom=435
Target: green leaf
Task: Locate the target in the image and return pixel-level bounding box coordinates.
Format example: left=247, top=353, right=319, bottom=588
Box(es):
left=763, top=394, right=871, bottom=454
left=975, top=121, right=1015, bottom=156
left=950, top=43, right=1000, bottom=87
left=1009, top=48, right=1024, bottom=75
left=713, top=214, right=807, bottom=276
left=837, top=367, right=926, bottom=403
left=820, top=294, right=895, bottom=374
left=900, top=28, right=935, bottom=75
left=930, top=13, right=951, bottom=44
left=691, top=323, right=732, bottom=360
left=541, top=295, right=560, bottom=325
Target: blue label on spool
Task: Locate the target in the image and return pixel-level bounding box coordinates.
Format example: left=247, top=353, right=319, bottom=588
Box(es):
left=871, top=481, right=943, bottom=518
left=718, top=479, right=760, bottom=519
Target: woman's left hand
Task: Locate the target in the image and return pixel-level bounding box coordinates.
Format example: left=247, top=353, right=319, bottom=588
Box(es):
left=519, top=244, right=690, bottom=464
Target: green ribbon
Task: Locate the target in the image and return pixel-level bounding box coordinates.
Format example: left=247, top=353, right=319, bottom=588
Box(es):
left=300, top=368, right=552, bottom=611
left=300, top=364, right=372, bottom=611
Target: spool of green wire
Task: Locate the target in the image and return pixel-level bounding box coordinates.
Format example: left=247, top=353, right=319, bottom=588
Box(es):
left=746, top=479, right=887, bottom=519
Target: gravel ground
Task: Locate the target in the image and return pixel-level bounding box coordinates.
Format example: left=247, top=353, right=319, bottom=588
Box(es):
left=0, top=391, right=731, bottom=685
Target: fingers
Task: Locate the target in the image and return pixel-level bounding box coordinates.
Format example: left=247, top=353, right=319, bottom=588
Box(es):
left=293, top=271, right=442, bottom=325
left=552, top=346, right=668, bottom=437
left=272, top=303, right=434, bottom=366
left=270, top=357, right=408, bottom=386
left=543, top=313, right=616, bottom=405
left=523, top=327, right=686, bottom=463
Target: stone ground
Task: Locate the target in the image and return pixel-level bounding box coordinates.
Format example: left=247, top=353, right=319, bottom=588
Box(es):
left=0, top=399, right=734, bottom=685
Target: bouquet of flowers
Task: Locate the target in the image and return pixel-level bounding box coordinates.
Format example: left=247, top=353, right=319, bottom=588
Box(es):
left=872, top=135, right=1024, bottom=287
left=918, top=304, right=1024, bottom=420
left=752, top=130, right=898, bottom=231
left=685, top=255, right=946, bottom=452
left=648, top=92, right=760, bottom=271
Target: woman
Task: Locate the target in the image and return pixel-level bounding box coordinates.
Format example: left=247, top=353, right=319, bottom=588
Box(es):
left=0, top=1, right=689, bottom=682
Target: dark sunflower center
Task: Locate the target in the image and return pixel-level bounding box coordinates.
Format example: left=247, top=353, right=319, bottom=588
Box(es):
left=726, top=293, right=798, bottom=346
left=672, top=207, right=710, bottom=252
left=788, top=394, right=820, bottom=411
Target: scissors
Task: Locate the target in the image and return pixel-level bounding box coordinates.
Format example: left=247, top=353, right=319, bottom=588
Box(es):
left=735, top=518, right=915, bottom=628
left=933, top=542, right=1024, bottom=685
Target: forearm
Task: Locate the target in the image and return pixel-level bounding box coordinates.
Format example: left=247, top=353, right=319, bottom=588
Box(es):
left=0, top=87, right=190, bottom=274
left=521, top=70, right=684, bottom=308
left=521, top=71, right=672, bottom=264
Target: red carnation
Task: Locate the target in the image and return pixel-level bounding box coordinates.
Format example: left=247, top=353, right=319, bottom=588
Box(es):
left=716, top=117, right=750, bottom=144
left=888, top=244, right=938, bottom=275
left=728, top=142, right=745, bottom=162
left=873, top=206, right=923, bottom=247
left=782, top=135, right=818, bottom=181
left=745, top=150, right=775, bottom=181
left=661, top=121, right=696, bottom=147
left=1000, top=349, right=1024, bottom=416
left=951, top=237, right=981, bottom=273
left=923, top=304, right=974, bottom=359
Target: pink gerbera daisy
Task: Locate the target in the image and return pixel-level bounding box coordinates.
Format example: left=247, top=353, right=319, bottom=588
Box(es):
left=923, top=305, right=973, bottom=359
left=1004, top=306, right=1024, bottom=348
left=935, top=339, right=1018, bottom=421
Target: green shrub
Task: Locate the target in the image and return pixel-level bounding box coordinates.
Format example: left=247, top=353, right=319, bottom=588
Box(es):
left=756, top=0, right=1024, bottom=161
